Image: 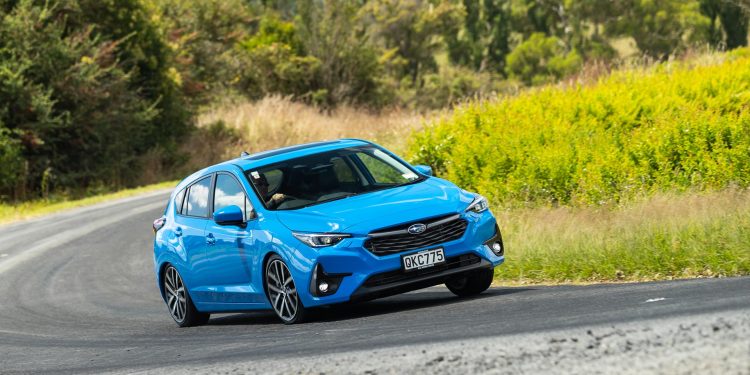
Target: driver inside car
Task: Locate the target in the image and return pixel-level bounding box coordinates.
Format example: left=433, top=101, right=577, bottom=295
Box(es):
left=254, top=173, right=288, bottom=209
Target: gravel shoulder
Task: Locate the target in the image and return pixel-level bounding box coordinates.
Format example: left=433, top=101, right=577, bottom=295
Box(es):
left=134, top=309, right=750, bottom=375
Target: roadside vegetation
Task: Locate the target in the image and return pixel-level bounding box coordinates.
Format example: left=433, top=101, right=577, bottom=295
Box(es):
left=185, top=96, right=430, bottom=173
left=3, top=0, right=748, bottom=202
left=407, top=50, right=750, bottom=207
left=407, top=51, right=750, bottom=282
left=494, top=189, right=750, bottom=284
left=0, top=180, right=176, bottom=224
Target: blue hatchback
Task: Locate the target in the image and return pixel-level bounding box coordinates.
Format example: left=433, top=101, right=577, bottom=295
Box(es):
left=153, top=139, right=504, bottom=326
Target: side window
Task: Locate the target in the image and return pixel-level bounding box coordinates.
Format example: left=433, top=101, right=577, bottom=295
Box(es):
left=331, top=157, right=356, bottom=183
left=356, top=152, right=405, bottom=184
left=214, top=174, right=250, bottom=220
left=174, top=188, right=186, bottom=215
left=185, top=176, right=211, bottom=217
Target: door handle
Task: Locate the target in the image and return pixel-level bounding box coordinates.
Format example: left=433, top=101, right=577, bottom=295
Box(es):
left=174, top=227, right=183, bottom=237
left=206, top=233, right=216, bottom=245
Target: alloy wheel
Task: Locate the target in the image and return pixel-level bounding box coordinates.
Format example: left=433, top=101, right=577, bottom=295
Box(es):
left=164, top=266, right=187, bottom=323
left=266, top=259, right=299, bottom=322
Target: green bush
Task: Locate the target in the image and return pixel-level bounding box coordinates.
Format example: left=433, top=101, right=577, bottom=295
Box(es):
left=408, top=51, right=750, bottom=207
left=505, top=33, right=582, bottom=86
left=238, top=14, right=322, bottom=101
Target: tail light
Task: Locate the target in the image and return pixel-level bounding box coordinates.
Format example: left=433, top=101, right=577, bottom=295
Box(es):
left=153, top=216, right=166, bottom=234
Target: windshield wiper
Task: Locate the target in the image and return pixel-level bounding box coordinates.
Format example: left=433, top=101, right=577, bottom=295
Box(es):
left=391, top=176, right=426, bottom=188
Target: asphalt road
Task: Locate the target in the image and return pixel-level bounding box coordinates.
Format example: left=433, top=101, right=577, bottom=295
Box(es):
left=0, top=192, right=748, bottom=374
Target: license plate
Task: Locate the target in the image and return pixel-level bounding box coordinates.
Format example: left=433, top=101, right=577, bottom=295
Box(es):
left=402, top=248, right=445, bottom=271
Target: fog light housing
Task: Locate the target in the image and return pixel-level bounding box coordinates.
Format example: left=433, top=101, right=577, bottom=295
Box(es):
left=309, top=264, right=351, bottom=297
left=483, top=224, right=504, bottom=256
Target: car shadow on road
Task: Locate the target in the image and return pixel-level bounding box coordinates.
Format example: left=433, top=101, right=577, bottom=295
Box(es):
left=207, top=287, right=533, bottom=326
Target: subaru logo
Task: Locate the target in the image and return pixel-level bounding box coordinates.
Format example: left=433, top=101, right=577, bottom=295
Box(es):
left=407, top=223, right=426, bottom=235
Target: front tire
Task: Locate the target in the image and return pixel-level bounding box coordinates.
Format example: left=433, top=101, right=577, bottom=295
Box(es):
left=445, top=268, right=494, bottom=297
left=265, top=255, right=307, bottom=324
left=163, top=265, right=210, bottom=327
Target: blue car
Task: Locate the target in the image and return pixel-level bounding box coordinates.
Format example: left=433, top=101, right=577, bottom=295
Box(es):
left=153, top=139, right=504, bottom=326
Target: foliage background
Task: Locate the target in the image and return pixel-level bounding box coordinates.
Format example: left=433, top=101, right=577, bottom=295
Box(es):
left=407, top=51, right=750, bottom=208
left=1, top=0, right=749, bottom=204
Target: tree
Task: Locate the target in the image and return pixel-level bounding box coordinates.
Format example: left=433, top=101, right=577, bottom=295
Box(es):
left=484, top=0, right=512, bottom=72
left=155, top=0, right=256, bottom=103
left=605, top=0, right=709, bottom=59
left=70, top=0, right=190, bottom=152
left=509, top=0, right=564, bottom=38
left=701, top=0, right=750, bottom=50
left=296, top=0, right=386, bottom=107
left=362, top=0, right=463, bottom=86
left=446, top=0, right=511, bottom=73
left=0, top=0, right=158, bottom=198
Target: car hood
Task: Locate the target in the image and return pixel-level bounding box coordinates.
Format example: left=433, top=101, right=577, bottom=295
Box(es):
left=273, top=178, right=475, bottom=235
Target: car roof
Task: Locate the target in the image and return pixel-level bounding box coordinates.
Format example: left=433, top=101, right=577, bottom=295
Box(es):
left=230, top=138, right=372, bottom=170
left=175, top=139, right=373, bottom=190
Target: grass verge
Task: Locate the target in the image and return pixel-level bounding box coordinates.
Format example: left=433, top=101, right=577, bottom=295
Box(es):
left=494, top=189, right=750, bottom=284
left=0, top=180, right=177, bottom=225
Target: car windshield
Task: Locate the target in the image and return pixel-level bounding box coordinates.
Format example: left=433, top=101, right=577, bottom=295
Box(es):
left=246, top=146, right=425, bottom=210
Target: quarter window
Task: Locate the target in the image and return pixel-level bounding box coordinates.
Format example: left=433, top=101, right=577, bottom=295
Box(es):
left=185, top=176, right=211, bottom=217
left=174, top=188, right=186, bottom=215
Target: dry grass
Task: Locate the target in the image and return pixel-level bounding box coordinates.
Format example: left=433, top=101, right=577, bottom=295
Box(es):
left=197, top=96, right=434, bottom=157
left=495, top=188, right=750, bottom=284
left=0, top=180, right=177, bottom=225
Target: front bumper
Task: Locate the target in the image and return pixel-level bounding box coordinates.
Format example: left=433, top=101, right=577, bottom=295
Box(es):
left=296, top=211, right=504, bottom=307
left=349, top=253, right=492, bottom=302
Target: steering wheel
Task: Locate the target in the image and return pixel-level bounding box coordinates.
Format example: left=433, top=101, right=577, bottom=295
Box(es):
left=268, top=193, right=299, bottom=208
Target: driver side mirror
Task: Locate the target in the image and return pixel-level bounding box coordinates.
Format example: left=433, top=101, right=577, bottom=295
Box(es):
left=213, top=205, right=246, bottom=227
left=414, top=165, right=433, bottom=177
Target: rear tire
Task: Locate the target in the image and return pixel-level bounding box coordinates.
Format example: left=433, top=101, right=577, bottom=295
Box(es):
left=445, top=268, right=494, bottom=297
left=163, top=265, right=210, bottom=327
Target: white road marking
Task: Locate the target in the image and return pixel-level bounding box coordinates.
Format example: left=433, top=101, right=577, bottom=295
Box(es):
left=0, top=254, right=7, bottom=257
left=0, top=201, right=164, bottom=274
left=644, top=298, right=666, bottom=303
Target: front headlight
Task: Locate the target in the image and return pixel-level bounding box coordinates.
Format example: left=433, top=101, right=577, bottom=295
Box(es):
left=292, top=232, right=351, bottom=248
left=465, top=195, right=489, bottom=213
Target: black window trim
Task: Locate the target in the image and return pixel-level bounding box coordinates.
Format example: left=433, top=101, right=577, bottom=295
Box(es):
left=177, top=174, right=215, bottom=219
left=211, top=171, right=257, bottom=222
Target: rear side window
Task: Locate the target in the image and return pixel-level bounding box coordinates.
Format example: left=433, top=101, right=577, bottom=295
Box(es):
left=185, top=176, right=211, bottom=217
left=174, top=188, right=186, bottom=214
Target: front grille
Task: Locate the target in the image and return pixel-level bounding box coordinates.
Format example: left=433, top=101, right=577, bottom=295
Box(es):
left=364, top=214, right=468, bottom=255
left=363, top=254, right=481, bottom=287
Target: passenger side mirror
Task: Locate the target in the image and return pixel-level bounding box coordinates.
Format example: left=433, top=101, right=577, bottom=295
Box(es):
left=213, top=205, right=245, bottom=227
left=414, top=165, right=433, bottom=177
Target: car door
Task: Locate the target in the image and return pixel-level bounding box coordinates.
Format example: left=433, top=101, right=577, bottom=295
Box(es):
left=203, top=172, right=261, bottom=304
left=172, top=175, right=213, bottom=302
